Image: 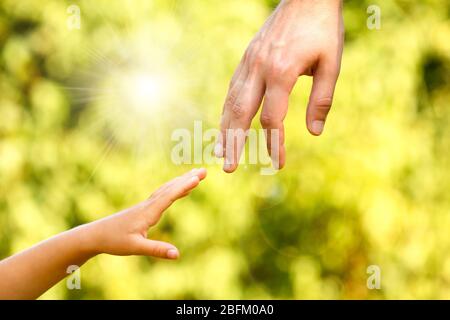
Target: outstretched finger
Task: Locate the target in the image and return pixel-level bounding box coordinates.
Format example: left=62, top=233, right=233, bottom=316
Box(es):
left=135, top=239, right=180, bottom=260
left=259, top=84, right=291, bottom=170
left=146, top=168, right=207, bottom=222
left=306, top=56, right=340, bottom=136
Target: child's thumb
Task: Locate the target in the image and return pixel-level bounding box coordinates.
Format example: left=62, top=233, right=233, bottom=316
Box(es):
left=136, top=239, right=179, bottom=259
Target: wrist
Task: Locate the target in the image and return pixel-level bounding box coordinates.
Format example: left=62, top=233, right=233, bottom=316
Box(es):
left=71, top=223, right=102, bottom=257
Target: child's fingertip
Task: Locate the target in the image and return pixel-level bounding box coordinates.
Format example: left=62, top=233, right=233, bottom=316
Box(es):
left=196, top=168, right=207, bottom=180
left=190, top=175, right=200, bottom=185
left=186, top=168, right=198, bottom=177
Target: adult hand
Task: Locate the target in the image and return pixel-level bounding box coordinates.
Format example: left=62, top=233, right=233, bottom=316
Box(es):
left=216, top=0, right=344, bottom=172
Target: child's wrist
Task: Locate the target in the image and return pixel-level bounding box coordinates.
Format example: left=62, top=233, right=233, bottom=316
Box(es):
left=72, top=223, right=102, bottom=257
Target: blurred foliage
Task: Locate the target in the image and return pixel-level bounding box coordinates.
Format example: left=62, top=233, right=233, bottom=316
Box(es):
left=1, top=0, right=450, bottom=299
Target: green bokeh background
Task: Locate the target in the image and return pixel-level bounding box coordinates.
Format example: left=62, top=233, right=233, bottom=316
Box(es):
left=1, top=0, right=450, bottom=299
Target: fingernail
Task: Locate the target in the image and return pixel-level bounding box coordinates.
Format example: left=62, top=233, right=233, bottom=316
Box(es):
left=214, top=143, right=223, bottom=158
left=190, top=176, right=200, bottom=184
left=271, top=157, right=280, bottom=170
left=223, top=162, right=232, bottom=172
left=311, top=120, right=325, bottom=135
left=167, top=249, right=179, bottom=259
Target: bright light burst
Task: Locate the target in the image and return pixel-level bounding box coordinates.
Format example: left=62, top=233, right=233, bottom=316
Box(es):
left=68, top=21, right=201, bottom=159
left=116, top=71, right=169, bottom=118
left=129, top=74, right=164, bottom=112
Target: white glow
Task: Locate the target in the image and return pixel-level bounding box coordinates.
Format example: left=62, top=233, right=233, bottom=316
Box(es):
left=132, top=75, right=160, bottom=104
left=91, top=29, right=190, bottom=150
left=125, top=72, right=166, bottom=116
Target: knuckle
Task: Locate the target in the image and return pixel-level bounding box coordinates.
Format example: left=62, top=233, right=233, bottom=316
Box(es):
left=260, top=112, right=275, bottom=127
left=243, top=46, right=252, bottom=61
left=249, top=51, right=266, bottom=70
left=231, top=102, right=246, bottom=119
left=315, top=97, right=333, bottom=108
left=226, top=98, right=248, bottom=120
left=267, top=58, right=290, bottom=80
left=225, top=90, right=238, bottom=107
left=148, top=214, right=160, bottom=227
left=146, top=244, right=164, bottom=257
left=312, top=97, right=333, bottom=117
left=156, top=246, right=167, bottom=257
left=245, top=40, right=259, bottom=59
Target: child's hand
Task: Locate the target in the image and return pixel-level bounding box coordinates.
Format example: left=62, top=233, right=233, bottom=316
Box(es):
left=0, top=168, right=206, bottom=299
left=82, top=168, right=207, bottom=260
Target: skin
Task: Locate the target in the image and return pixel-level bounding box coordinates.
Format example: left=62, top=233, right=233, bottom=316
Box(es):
left=216, top=0, right=344, bottom=172
left=0, top=0, right=343, bottom=300
left=0, top=168, right=207, bottom=300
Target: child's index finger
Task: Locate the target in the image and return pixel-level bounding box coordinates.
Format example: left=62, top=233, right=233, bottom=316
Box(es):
left=147, top=168, right=207, bottom=219
left=192, top=167, right=207, bottom=181
left=174, top=168, right=207, bottom=197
